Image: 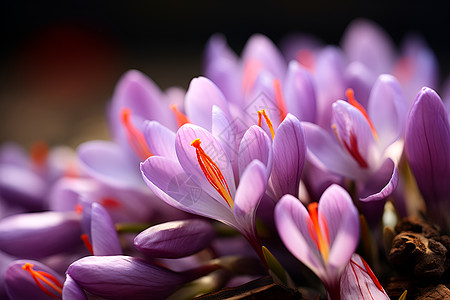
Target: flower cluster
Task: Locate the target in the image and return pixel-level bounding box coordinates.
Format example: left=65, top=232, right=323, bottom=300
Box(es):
left=1, top=18, right=448, bottom=300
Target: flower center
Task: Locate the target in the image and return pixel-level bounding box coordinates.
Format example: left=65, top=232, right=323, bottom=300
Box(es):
left=307, top=202, right=330, bottom=262
left=22, top=263, right=63, bottom=299
left=120, top=107, right=152, bottom=161
left=345, top=88, right=378, bottom=141
left=273, top=78, right=287, bottom=121
left=257, top=109, right=275, bottom=139
left=170, top=104, right=190, bottom=128
left=191, top=138, right=234, bottom=208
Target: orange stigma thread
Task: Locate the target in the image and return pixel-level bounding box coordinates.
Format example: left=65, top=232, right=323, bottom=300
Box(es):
left=30, top=141, right=49, bottom=167
left=120, top=107, right=152, bottom=161
left=257, top=109, right=275, bottom=139
left=99, top=197, right=122, bottom=209
left=350, top=257, right=384, bottom=294
left=307, top=202, right=330, bottom=262
left=345, top=88, right=378, bottom=141
left=22, top=263, right=62, bottom=299
left=342, top=132, right=369, bottom=169
left=81, top=234, right=94, bottom=255
left=170, top=104, right=190, bottom=128
left=296, top=49, right=315, bottom=72
left=191, top=138, right=234, bottom=208
left=242, top=59, right=263, bottom=94
left=273, top=78, right=287, bottom=121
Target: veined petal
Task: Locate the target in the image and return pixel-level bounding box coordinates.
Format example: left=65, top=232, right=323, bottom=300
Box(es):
left=91, top=203, right=122, bottom=256
left=238, top=125, right=273, bottom=178
left=318, top=185, right=359, bottom=275
left=176, top=124, right=236, bottom=201
left=143, top=121, right=177, bottom=160
left=62, top=275, right=87, bottom=300
left=67, top=256, right=190, bottom=300
left=275, top=194, right=325, bottom=279
left=368, top=74, right=407, bottom=151
left=184, top=77, right=231, bottom=130
left=140, top=156, right=236, bottom=228
left=77, top=141, right=144, bottom=189
left=270, top=114, right=305, bottom=200
left=284, top=60, right=317, bottom=123
left=134, top=219, right=215, bottom=258
left=405, top=87, right=450, bottom=209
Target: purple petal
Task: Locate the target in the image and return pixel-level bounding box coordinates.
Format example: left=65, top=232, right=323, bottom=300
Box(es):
left=242, top=34, right=286, bottom=80
left=184, top=77, right=231, bottom=130
left=62, top=275, right=87, bottom=300
left=318, top=185, right=359, bottom=274
left=140, top=156, right=236, bottom=227
left=283, top=61, right=317, bottom=123
left=269, top=114, right=305, bottom=200
left=134, top=219, right=215, bottom=258
left=77, top=140, right=143, bottom=189
left=340, top=254, right=389, bottom=300
left=67, top=256, right=190, bottom=300
left=176, top=124, right=236, bottom=200
left=405, top=87, right=450, bottom=211
left=238, top=125, right=273, bottom=178
left=143, top=121, right=177, bottom=160
left=5, top=260, right=64, bottom=300
left=344, top=61, right=376, bottom=108
left=0, top=211, right=82, bottom=258
left=368, top=74, right=407, bottom=151
left=91, top=203, right=122, bottom=256
left=341, top=18, right=395, bottom=74
left=0, top=142, right=29, bottom=167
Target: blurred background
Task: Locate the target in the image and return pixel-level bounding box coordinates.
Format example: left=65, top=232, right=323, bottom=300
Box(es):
left=1, top=0, right=449, bottom=148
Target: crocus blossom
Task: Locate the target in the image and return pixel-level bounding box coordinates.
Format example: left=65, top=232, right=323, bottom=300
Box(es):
left=275, top=184, right=360, bottom=299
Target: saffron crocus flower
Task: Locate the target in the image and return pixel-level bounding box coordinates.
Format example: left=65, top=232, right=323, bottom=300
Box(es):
left=141, top=123, right=269, bottom=259
left=340, top=254, right=389, bottom=300
left=275, top=184, right=360, bottom=299
left=405, top=87, right=450, bottom=228
left=4, top=259, right=64, bottom=300
left=66, top=255, right=216, bottom=300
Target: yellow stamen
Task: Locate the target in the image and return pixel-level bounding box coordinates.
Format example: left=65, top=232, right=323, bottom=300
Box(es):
left=120, top=107, right=152, bottom=161
left=307, top=202, right=330, bottom=262
left=191, top=138, right=234, bottom=208
left=273, top=78, right=287, bottom=121
left=170, top=104, right=190, bottom=128
left=22, top=263, right=62, bottom=299
left=345, top=88, right=378, bottom=141
left=257, top=109, right=275, bottom=139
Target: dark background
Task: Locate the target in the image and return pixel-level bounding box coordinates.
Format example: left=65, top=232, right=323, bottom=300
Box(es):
left=1, top=0, right=449, bottom=147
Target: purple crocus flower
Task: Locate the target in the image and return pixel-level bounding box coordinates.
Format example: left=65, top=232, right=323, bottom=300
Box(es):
left=275, top=184, right=360, bottom=299
left=4, top=259, right=64, bottom=300
left=66, top=255, right=216, bottom=300
left=141, top=123, right=269, bottom=260
left=405, top=87, right=450, bottom=228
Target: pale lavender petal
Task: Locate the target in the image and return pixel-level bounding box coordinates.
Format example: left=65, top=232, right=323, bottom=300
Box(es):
left=5, top=260, right=64, bottom=300
left=318, top=185, right=359, bottom=273
left=77, top=140, right=143, bottom=189
left=62, top=274, right=87, bottom=300
left=341, top=18, right=395, bottom=74
left=284, top=61, right=317, bottom=123
left=91, top=203, right=122, bottom=256
left=314, top=46, right=346, bottom=129
left=242, top=34, right=286, bottom=81
left=184, top=77, right=231, bottom=130
left=275, top=194, right=324, bottom=279
left=176, top=124, right=236, bottom=200
left=368, top=74, right=407, bottom=151
left=0, top=142, right=29, bottom=167
left=238, top=125, right=272, bottom=178
left=67, top=256, right=189, bottom=300
left=233, top=160, right=268, bottom=236
left=0, top=211, right=82, bottom=258
left=340, top=254, right=389, bottom=300
left=302, top=122, right=362, bottom=180
left=269, top=114, right=305, bottom=200
left=405, top=87, right=450, bottom=210
left=143, top=121, right=177, bottom=160
left=333, top=100, right=380, bottom=169
left=134, top=219, right=215, bottom=258
left=140, top=156, right=236, bottom=227
left=344, top=61, right=376, bottom=108
left=48, top=177, right=95, bottom=212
